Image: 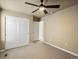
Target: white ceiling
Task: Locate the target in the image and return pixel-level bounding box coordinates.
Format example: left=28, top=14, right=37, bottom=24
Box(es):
left=0, top=0, right=78, bottom=17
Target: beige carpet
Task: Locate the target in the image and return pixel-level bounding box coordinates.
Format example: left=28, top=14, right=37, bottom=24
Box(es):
left=0, top=41, right=77, bottom=59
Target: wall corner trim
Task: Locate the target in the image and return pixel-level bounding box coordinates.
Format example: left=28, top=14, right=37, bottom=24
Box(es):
left=40, top=40, right=78, bottom=57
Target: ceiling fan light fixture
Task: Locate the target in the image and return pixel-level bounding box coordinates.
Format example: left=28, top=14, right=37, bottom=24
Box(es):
left=39, top=6, right=45, bottom=11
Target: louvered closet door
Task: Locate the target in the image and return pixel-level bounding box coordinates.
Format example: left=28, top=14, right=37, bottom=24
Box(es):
left=5, top=16, right=29, bottom=49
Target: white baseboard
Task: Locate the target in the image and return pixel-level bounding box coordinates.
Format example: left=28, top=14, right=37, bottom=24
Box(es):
left=40, top=40, right=78, bottom=57
left=5, top=43, right=29, bottom=50
left=0, top=49, right=5, bottom=52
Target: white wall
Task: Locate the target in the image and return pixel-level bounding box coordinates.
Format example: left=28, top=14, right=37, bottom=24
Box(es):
left=42, top=5, right=78, bottom=54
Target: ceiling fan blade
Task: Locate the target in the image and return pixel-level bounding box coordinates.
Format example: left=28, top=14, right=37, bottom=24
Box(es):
left=25, top=2, right=39, bottom=7
left=44, top=9, right=48, bottom=14
left=45, top=5, right=60, bottom=8
left=40, top=0, right=44, bottom=3
left=32, top=8, right=39, bottom=13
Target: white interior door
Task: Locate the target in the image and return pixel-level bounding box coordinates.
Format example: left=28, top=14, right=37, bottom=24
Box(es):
left=33, top=22, right=39, bottom=40
left=5, top=16, right=29, bottom=49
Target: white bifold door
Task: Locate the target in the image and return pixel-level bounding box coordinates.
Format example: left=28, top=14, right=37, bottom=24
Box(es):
left=5, top=16, right=29, bottom=49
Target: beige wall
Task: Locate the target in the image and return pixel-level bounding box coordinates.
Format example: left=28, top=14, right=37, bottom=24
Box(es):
left=42, top=5, right=78, bottom=54
left=0, top=12, right=3, bottom=50
left=29, top=16, right=34, bottom=43
left=0, top=9, right=33, bottom=49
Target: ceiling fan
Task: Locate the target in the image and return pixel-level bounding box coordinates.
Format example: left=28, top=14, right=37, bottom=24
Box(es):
left=25, top=0, right=60, bottom=14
